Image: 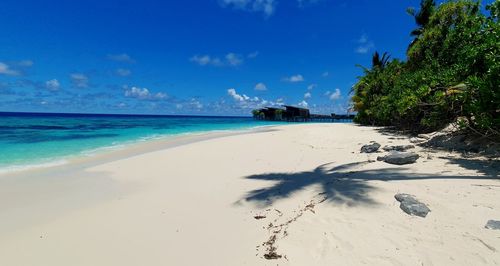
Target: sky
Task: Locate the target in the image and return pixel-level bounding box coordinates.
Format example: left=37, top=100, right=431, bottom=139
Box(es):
left=0, top=0, right=438, bottom=116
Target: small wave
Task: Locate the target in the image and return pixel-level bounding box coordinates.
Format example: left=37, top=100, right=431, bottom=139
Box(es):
left=0, top=159, right=68, bottom=175
left=80, top=143, right=128, bottom=157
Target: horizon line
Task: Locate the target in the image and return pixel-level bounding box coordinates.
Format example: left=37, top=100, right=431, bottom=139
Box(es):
left=0, top=111, right=252, bottom=119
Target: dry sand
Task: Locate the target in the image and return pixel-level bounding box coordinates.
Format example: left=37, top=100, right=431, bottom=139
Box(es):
left=0, top=123, right=499, bottom=265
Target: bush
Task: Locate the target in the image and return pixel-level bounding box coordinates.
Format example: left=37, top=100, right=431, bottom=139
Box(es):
left=352, top=0, right=499, bottom=138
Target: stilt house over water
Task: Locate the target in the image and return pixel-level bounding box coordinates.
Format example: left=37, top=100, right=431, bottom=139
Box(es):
left=252, top=105, right=354, bottom=122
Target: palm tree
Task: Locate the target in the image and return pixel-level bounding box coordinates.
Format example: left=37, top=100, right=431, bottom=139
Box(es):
left=354, top=51, right=390, bottom=76
left=406, top=0, right=436, bottom=48
left=371, top=51, right=391, bottom=70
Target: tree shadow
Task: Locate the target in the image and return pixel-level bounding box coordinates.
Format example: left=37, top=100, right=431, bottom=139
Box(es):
left=374, top=127, right=412, bottom=138
left=241, top=160, right=499, bottom=207
left=371, top=125, right=499, bottom=157
left=243, top=161, right=379, bottom=207
left=441, top=156, right=499, bottom=178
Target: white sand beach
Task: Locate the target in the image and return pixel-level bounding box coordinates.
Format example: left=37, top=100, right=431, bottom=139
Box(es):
left=0, top=123, right=499, bottom=265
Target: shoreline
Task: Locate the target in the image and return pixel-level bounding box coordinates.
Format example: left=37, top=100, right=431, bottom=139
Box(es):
left=0, top=124, right=281, bottom=177
left=0, top=123, right=498, bottom=265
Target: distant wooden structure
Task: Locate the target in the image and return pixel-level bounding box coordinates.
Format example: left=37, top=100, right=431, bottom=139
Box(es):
left=283, top=105, right=310, bottom=122
left=253, top=106, right=354, bottom=122
left=261, top=107, right=283, bottom=120
left=330, top=113, right=356, bottom=122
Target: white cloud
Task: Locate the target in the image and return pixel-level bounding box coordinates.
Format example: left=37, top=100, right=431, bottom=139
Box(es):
left=190, top=53, right=244, bottom=67
left=190, top=98, right=203, bottom=109
left=190, top=55, right=220, bottom=66
left=298, top=0, right=320, bottom=4
left=0, top=60, right=33, bottom=76
left=297, top=0, right=322, bottom=7
left=355, top=34, right=374, bottom=54
left=107, top=53, right=135, bottom=63
left=228, top=88, right=249, bottom=102
left=125, top=87, right=150, bottom=99
left=227, top=88, right=283, bottom=110
left=325, top=88, right=341, bottom=100
left=45, top=79, right=60, bottom=91
left=330, top=89, right=341, bottom=100
left=254, top=82, right=267, bottom=91
left=70, top=73, right=89, bottom=88
left=304, top=92, right=311, bottom=99
left=155, top=92, right=168, bottom=99
left=307, top=84, right=316, bottom=90
left=225, top=53, right=243, bottom=66
left=0, top=60, right=34, bottom=76
left=356, top=45, right=374, bottom=54
left=220, top=0, right=276, bottom=17
left=283, top=74, right=304, bottom=83
left=358, top=34, right=368, bottom=43
left=322, top=71, right=329, bottom=77
left=115, top=68, right=131, bottom=77
left=247, top=51, right=259, bottom=58
left=0, top=62, right=19, bottom=76
left=298, top=100, right=308, bottom=108
left=15, top=60, right=34, bottom=67
left=307, top=101, right=351, bottom=115
left=124, top=86, right=168, bottom=100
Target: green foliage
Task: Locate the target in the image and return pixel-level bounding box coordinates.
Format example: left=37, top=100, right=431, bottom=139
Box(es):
left=352, top=0, right=500, bottom=138
left=252, top=109, right=263, bottom=119
left=274, top=109, right=283, bottom=120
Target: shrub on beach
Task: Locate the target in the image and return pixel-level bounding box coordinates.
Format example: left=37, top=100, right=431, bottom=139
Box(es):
left=352, top=0, right=500, bottom=139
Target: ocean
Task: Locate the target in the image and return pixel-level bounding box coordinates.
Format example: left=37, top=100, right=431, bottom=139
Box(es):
left=0, top=112, right=282, bottom=172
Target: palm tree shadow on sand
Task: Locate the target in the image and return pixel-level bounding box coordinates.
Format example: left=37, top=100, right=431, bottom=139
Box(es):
left=240, top=161, right=499, bottom=207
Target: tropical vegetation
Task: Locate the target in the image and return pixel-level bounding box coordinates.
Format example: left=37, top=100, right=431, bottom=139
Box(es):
left=352, top=0, right=499, bottom=139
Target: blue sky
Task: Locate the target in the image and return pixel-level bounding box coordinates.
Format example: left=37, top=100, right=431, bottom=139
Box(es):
left=0, top=0, right=442, bottom=115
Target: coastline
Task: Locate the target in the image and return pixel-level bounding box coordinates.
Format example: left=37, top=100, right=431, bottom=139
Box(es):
left=0, top=124, right=280, bottom=177
left=0, top=123, right=498, bottom=265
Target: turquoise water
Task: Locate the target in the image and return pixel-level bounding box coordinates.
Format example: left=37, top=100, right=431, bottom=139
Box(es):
left=0, top=112, right=282, bottom=172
